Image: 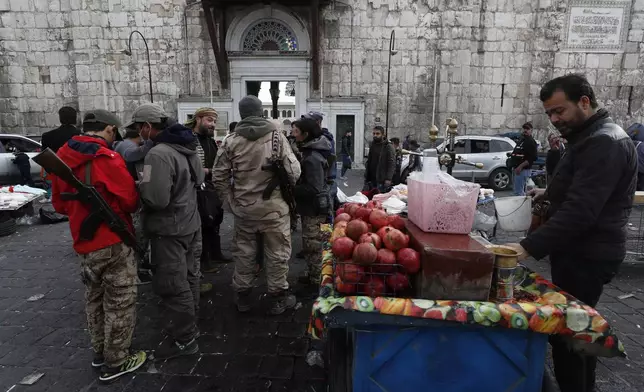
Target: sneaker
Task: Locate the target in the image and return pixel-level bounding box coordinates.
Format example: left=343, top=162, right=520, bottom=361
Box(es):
left=269, top=292, right=297, bottom=315
left=154, top=338, right=199, bottom=360
left=92, top=352, right=105, bottom=368
left=235, top=290, right=252, bottom=313
left=98, top=351, right=147, bottom=382
left=340, top=176, right=348, bottom=180
left=200, top=282, right=213, bottom=293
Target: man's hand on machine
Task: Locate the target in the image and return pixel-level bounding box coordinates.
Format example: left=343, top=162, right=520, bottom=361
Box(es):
left=527, top=188, right=546, bottom=202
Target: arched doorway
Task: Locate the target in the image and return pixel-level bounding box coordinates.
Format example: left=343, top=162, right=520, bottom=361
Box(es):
left=226, top=5, right=310, bottom=123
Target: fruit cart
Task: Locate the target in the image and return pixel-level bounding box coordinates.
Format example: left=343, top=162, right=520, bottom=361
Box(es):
left=310, top=222, right=626, bottom=392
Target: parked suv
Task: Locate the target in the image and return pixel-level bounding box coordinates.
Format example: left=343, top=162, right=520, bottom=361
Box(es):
left=0, top=134, right=43, bottom=185
left=429, top=135, right=516, bottom=191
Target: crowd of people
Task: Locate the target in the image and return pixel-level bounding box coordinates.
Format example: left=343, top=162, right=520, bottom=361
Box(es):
left=42, top=93, right=409, bottom=383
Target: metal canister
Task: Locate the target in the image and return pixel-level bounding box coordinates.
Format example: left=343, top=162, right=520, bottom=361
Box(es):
left=487, top=245, right=520, bottom=302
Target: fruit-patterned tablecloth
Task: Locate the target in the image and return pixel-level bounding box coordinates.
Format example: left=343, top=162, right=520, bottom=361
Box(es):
left=309, top=224, right=626, bottom=358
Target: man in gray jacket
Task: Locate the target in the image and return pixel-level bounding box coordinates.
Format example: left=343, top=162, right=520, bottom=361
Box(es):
left=139, top=117, right=204, bottom=360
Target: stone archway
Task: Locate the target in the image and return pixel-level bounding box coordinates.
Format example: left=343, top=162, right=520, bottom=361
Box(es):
left=225, top=5, right=311, bottom=122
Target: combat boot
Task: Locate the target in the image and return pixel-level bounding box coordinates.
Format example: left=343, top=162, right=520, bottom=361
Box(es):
left=209, top=235, right=232, bottom=265
left=269, top=291, right=297, bottom=315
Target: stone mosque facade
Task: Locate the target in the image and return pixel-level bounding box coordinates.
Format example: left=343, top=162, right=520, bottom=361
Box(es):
left=0, top=0, right=643, bottom=166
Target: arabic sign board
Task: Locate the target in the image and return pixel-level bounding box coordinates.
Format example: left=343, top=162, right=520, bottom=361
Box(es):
left=562, top=1, right=631, bottom=53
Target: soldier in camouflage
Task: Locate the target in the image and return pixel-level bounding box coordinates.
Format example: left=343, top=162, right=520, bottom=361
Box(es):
left=291, top=118, right=334, bottom=285
left=213, top=95, right=301, bottom=315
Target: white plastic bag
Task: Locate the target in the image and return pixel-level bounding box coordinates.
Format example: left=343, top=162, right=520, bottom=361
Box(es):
left=346, top=192, right=369, bottom=204
left=472, top=210, right=497, bottom=231
left=337, top=187, right=348, bottom=203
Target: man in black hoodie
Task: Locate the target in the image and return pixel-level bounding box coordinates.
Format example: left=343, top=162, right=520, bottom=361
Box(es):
left=42, top=106, right=81, bottom=153
left=505, top=74, right=637, bottom=392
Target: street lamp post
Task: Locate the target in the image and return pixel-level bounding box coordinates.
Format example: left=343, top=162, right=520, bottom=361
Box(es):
left=385, top=30, right=397, bottom=135
left=124, top=30, right=154, bottom=103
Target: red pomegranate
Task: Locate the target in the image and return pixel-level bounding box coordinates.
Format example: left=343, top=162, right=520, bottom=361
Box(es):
left=331, top=236, right=355, bottom=260
left=336, top=263, right=365, bottom=283
left=359, top=232, right=382, bottom=249
left=366, top=200, right=383, bottom=210
left=336, top=207, right=345, bottom=216
left=346, top=219, right=369, bottom=241
left=369, top=209, right=389, bottom=230
left=335, top=276, right=356, bottom=294
left=376, top=225, right=394, bottom=241
left=352, top=242, right=378, bottom=265
left=345, top=203, right=361, bottom=217
left=354, top=207, right=373, bottom=222
left=373, top=248, right=396, bottom=273
left=335, top=213, right=352, bottom=223
left=363, top=276, right=386, bottom=297
left=386, top=215, right=406, bottom=231
left=397, top=248, right=421, bottom=274
left=382, top=228, right=410, bottom=252
left=386, top=272, right=410, bottom=291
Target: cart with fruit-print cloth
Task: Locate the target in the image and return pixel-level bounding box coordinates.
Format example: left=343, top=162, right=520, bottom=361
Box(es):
left=309, top=223, right=626, bottom=392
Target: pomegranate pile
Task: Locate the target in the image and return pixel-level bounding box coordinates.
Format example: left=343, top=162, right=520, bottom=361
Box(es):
left=330, top=200, right=421, bottom=298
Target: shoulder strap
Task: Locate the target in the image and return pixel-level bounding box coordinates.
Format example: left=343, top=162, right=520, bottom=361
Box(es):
left=183, top=155, right=199, bottom=188
left=270, top=131, right=280, bottom=162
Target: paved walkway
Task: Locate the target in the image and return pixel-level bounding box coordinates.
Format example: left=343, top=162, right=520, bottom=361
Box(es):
left=0, top=170, right=642, bottom=391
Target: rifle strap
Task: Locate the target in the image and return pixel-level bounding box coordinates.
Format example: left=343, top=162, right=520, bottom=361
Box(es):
left=262, top=131, right=282, bottom=201
left=84, top=161, right=92, bottom=185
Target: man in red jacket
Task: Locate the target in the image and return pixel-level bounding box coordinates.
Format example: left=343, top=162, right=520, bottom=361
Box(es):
left=51, top=109, right=146, bottom=382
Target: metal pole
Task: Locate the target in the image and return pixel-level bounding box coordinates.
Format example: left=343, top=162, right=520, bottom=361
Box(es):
left=385, top=30, right=395, bottom=135
left=126, top=30, right=154, bottom=103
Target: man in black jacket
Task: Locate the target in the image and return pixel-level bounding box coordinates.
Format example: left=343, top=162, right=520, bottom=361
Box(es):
left=509, top=122, right=538, bottom=196
left=41, top=106, right=80, bottom=152
left=364, top=126, right=395, bottom=192
left=506, top=74, right=637, bottom=392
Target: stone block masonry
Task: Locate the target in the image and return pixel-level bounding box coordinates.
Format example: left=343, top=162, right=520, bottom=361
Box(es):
left=0, top=0, right=643, bottom=143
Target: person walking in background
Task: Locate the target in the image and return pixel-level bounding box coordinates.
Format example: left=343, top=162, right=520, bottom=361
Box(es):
left=41, top=106, right=81, bottom=153
left=139, top=116, right=204, bottom=360
left=505, top=74, right=637, bottom=392
left=51, top=109, right=146, bottom=382
left=302, top=111, right=337, bottom=210
left=213, top=96, right=301, bottom=315
left=390, top=137, right=403, bottom=185
left=340, top=130, right=352, bottom=180
left=292, top=118, right=333, bottom=287
left=626, top=123, right=644, bottom=191
left=364, top=126, right=395, bottom=193
left=186, top=108, right=231, bottom=278
left=508, top=122, right=538, bottom=196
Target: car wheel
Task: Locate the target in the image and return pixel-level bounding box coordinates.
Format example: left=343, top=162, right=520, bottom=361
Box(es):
left=0, top=218, right=16, bottom=237
left=489, top=168, right=511, bottom=191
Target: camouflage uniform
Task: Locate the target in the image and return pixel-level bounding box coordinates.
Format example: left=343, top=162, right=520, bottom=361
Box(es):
left=301, top=215, right=327, bottom=284
left=132, top=208, right=150, bottom=264
left=212, top=116, right=300, bottom=295
left=81, top=242, right=137, bottom=367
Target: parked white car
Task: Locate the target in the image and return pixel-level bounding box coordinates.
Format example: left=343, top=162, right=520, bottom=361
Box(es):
left=427, top=135, right=516, bottom=191
left=0, top=134, right=43, bottom=185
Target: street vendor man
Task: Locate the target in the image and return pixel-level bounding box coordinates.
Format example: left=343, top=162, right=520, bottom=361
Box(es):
left=505, top=74, right=637, bottom=392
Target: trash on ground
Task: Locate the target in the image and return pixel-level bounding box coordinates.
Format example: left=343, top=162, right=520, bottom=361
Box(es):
left=618, top=293, right=635, bottom=300
left=19, top=372, right=45, bottom=385
left=27, top=294, right=45, bottom=301
left=294, top=302, right=303, bottom=310
left=305, top=350, right=324, bottom=368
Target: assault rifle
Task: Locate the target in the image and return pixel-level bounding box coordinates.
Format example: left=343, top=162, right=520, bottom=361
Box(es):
left=32, top=148, right=144, bottom=257
left=261, top=131, right=298, bottom=223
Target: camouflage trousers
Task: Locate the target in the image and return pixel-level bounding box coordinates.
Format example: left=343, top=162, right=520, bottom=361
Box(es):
left=232, top=215, right=291, bottom=294
left=301, top=215, right=327, bottom=285
left=80, top=242, right=137, bottom=367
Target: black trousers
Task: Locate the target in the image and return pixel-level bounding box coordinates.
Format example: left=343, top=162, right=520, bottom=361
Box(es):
left=200, top=209, right=224, bottom=265
left=549, top=255, right=621, bottom=392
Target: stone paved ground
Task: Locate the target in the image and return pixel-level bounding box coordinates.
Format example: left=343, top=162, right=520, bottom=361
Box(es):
left=0, top=170, right=642, bottom=391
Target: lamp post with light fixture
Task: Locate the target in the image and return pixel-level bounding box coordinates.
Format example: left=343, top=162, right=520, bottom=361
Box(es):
left=124, top=30, right=154, bottom=103
left=385, top=30, right=397, bottom=135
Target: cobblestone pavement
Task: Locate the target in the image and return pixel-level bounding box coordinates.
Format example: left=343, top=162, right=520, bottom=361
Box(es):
left=0, top=170, right=642, bottom=391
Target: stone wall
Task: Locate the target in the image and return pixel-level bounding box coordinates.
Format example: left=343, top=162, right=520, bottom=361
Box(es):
left=0, top=0, right=216, bottom=135
left=0, top=0, right=643, bottom=142
left=320, top=0, right=644, bottom=142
